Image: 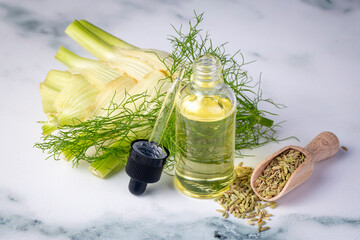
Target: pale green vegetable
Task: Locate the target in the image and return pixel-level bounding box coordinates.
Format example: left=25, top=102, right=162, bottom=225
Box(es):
left=36, top=14, right=284, bottom=179
left=38, top=20, right=173, bottom=177
left=55, top=46, right=121, bottom=90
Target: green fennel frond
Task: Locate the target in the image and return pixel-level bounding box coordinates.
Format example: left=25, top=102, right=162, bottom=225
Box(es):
left=35, top=12, right=287, bottom=178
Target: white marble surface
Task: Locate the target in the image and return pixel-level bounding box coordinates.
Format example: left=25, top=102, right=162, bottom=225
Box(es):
left=1, top=0, right=360, bottom=239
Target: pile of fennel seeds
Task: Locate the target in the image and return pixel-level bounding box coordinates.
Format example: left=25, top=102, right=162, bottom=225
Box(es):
left=215, top=163, right=277, bottom=232
left=254, top=149, right=306, bottom=199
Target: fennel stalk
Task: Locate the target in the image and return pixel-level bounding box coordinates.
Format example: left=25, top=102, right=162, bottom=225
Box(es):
left=35, top=12, right=284, bottom=178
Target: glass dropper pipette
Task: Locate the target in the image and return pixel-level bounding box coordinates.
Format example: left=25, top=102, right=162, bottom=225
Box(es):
left=125, top=67, right=186, bottom=196
left=148, top=67, right=186, bottom=145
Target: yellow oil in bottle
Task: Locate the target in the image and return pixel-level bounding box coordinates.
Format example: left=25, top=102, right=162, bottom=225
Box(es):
left=174, top=94, right=235, bottom=198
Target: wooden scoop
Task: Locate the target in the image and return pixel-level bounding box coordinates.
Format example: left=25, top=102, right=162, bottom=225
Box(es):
left=250, top=131, right=340, bottom=201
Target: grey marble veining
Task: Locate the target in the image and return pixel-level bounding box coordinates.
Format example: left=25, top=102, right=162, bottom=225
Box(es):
left=0, top=2, right=68, bottom=49
left=302, top=0, right=360, bottom=12
left=1, top=0, right=360, bottom=239
left=1, top=210, right=359, bottom=239
left=2, top=196, right=359, bottom=240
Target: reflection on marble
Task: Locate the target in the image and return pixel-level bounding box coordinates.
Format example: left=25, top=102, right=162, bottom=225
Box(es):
left=1, top=0, right=360, bottom=239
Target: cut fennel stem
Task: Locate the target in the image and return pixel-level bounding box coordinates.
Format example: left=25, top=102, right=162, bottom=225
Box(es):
left=88, top=154, right=124, bottom=178
left=36, top=14, right=284, bottom=180
left=40, top=70, right=71, bottom=114
left=65, top=20, right=172, bottom=83
left=55, top=46, right=122, bottom=90
left=57, top=20, right=173, bottom=178
left=78, top=20, right=138, bottom=50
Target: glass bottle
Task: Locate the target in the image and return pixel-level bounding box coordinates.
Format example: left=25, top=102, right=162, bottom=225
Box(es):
left=174, top=54, right=236, bottom=198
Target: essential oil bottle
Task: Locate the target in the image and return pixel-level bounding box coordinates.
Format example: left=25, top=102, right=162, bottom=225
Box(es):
left=174, top=55, right=236, bottom=198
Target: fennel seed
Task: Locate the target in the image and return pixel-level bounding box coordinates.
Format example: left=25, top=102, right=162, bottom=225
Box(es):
left=246, top=220, right=255, bottom=225
left=259, top=226, right=270, bottom=232
left=215, top=162, right=276, bottom=232
left=258, top=220, right=266, bottom=227
left=254, top=149, right=306, bottom=199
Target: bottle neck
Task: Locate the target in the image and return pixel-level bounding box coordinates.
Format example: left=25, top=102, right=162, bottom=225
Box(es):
left=191, top=55, right=223, bottom=89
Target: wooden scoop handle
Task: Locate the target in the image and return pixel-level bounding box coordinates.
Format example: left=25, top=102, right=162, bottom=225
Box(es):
left=305, top=131, right=339, bottom=162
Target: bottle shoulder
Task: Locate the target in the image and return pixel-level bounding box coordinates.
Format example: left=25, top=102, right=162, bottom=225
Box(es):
left=179, top=83, right=236, bottom=105
left=177, top=83, right=236, bottom=121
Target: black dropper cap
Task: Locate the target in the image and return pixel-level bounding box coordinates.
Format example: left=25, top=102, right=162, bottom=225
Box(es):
left=125, top=67, right=185, bottom=196
left=125, top=139, right=169, bottom=196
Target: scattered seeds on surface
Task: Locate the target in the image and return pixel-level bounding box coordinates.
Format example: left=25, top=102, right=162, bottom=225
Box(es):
left=258, top=220, right=266, bottom=227
left=260, top=226, right=270, bottom=232
left=215, top=162, right=276, bottom=232
left=270, top=202, right=278, bottom=209
left=216, top=209, right=226, bottom=214
left=246, top=220, right=254, bottom=225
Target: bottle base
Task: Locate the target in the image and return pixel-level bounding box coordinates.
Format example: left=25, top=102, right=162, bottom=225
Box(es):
left=174, top=173, right=233, bottom=199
